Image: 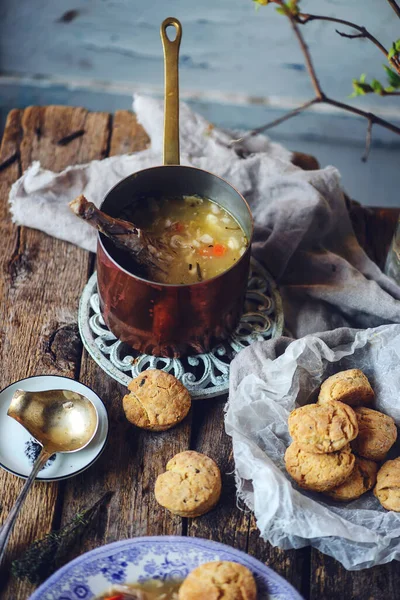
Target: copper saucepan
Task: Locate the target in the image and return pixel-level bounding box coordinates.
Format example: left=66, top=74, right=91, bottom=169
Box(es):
left=96, top=17, right=254, bottom=358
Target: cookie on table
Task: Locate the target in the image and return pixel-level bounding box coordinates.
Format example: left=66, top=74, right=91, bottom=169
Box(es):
left=288, top=400, right=358, bottom=454
left=318, top=369, right=374, bottom=407
left=325, top=457, right=378, bottom=502
left=155, top=451, right=221, bottom=517
left=178, top=561, right=257, bottom=600
left=351, top=407, right=397, bottom=461
left=122, top=369, right=191, bottom=431
left=374, top=458, right=400, bottom=511
left=285, top=442, right=355, bottom=492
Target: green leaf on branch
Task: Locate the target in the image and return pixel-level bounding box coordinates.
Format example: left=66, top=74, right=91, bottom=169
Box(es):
left=383, top=65, right=400, bottom=89
left=389, top=39, right=400, bottom=59
left=371, top=79, right=384, bottom=94
left=274, top=1, right=300, bottom=16
left=351, top=77, right=373, bottom=96
left=288, top=0, right=300, bottom=15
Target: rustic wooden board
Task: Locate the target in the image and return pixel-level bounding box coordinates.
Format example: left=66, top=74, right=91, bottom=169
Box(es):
left=0, top=106, right=109, bottom=599
left=0, top=106, right=399, bottom=600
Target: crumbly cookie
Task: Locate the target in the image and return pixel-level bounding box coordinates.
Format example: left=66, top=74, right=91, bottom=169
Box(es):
left=351, top=407, right=397, bottom=461
left=155, top=451, right=221, bottom=517
left=288, top=401, right=358, bottom=453
left=325, top=457, right=378, bottom=502
left=178, top=561, right=257, bottom=600
left=318, top=369, right=374, bottom=407
left=285, top=442, right=355, bottom=492
left=122, top=369, right=191, bottom=431
left=374, top=458, right=400, bottom=511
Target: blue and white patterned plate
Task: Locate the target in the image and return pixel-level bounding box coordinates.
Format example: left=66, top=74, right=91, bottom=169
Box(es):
left=29, top=536, right=303, bottom=600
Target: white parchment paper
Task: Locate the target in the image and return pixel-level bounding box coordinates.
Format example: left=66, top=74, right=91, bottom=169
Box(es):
left=225, top=324, right=400, bottom=570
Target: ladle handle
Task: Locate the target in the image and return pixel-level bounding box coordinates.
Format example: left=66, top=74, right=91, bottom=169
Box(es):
left=160, top=17, right=182, bottom=166
left=0, top=449, right=52, bottom=565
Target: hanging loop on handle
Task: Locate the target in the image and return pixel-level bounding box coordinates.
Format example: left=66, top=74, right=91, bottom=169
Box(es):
left=160, top=17, right=182, bottom=166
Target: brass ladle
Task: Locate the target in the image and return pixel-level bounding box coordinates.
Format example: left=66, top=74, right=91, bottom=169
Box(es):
left=0, top=388, right=99, bottom=563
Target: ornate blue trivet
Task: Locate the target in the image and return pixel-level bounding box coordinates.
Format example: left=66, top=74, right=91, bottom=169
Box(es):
left=78, top=258, right=284, bottom=399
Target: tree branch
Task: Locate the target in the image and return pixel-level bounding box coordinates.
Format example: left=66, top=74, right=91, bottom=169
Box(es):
left=386, top=0, right=400, bottom=19
left=322, top=97, right=400, bottom=136
left=287, top=17, right=324, bottom=98
left=229, top=98, right=319, bottom=144
left=231, top=95, right=400, bottom=146
left=298, top=13, right=400, bottom=73
left=233, top=1, right=400, bottom=159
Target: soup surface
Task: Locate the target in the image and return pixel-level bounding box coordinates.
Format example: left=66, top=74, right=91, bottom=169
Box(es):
left=121, top=195, right=248, bottom=285
left=98, top=579, right=181, bottom=599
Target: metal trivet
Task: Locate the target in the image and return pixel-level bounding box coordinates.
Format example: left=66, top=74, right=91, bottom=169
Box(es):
left=78, top=258, right=284, bottom=399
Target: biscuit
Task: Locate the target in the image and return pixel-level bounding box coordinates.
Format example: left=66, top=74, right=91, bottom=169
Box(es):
left=122, top=369, right=191, bottom=431
left=318, top=369, right=374, bottom=407
left=325, top=457, right=378, bottom=501
left=374, top=458, right=400, bottom=511
left=351, top=407, right=397, bottom=461
left=155, top=451, right=221, bottom=517
left=288, top=401, right=358, bottom=454
left=285, top=442, right=355, bottom=492
left=178, top=561, right=257, bottom=600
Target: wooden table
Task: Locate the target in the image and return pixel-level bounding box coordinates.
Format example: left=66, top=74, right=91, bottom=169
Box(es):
left=0, top=106, right=399, bottom=600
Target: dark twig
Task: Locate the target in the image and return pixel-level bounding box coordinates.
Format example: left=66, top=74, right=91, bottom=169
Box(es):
left=387, top=0, right=400, bottom=19
left=298, top=13, right=400, bottom=73
left=322, top=96, right=400, bottom=136
left=362, top=120, right=373, bottom=162
left=287, top=16, right=323, bottom=98
left=230, top=98, right=319, bottom=143
left=336, top=30, right=366, bottom=40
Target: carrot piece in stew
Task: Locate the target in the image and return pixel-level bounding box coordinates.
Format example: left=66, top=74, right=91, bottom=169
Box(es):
left=213, top=244, right=227, bottom=257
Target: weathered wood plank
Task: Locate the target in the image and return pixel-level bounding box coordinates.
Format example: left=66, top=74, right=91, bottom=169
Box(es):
left=187, top=397, right=250, bottom=549
left=59, top=111, right=190, bottom=558
left=310, top=551, right=400, bottom=600
left=110, top=110, right=150, bottom=156
left=0, top=106, right=110, bottom=599
left=247, top=521, right=309, bottom=597
left=1, top=0, right=399, bottom=118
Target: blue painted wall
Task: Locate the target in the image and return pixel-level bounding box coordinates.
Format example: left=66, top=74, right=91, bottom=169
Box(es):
left=0, top=0, right=399, bottom=206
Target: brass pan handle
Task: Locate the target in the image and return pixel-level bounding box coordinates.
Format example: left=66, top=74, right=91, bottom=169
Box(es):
left=160, top=17, right=182, bottom=166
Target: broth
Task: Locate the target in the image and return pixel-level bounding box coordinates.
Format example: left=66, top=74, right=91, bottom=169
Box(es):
left=120, top=195, right=248, bottom=285
left=98, top=579, right=181, bottom=599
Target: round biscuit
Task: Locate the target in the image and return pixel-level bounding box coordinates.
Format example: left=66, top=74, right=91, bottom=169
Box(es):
left=318, top=369, right=374, bottom=407
left=178, top=561, right=257, bottom=600
left=351, top=407, right=397, bottom=461
left=374, top=457, right=400, bottom=511
left=288, top=400, right=358, bottom=453
left=285, top=442, right=355, bottom=492
left=122, top=369, right=191, bottom=431
left=155, top=451, right=221, bottom=517
left=325, top=457, right=378, bottom=501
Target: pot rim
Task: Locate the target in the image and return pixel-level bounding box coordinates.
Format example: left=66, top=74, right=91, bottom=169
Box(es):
left=97, top=164, right=254, bottom=289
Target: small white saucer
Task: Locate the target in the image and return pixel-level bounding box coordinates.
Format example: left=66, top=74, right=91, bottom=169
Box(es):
left=0, top=375, right=109, bottom=482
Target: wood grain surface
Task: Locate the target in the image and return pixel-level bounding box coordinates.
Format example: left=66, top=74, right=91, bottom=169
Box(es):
left=0, top=107, right=399, bottom=600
